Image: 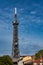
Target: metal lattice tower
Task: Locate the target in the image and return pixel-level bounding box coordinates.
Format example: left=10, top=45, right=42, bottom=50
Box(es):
left=12, top=8, right=19, bottom=65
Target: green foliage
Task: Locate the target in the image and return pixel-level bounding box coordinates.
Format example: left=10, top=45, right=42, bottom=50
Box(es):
left=0, top=55, right=13, bottom=65
left=0, top=62, right=6, bottom=65
left=35, top=50, right=43, bottom=59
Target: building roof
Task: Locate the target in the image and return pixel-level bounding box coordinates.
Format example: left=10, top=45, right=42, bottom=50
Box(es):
left=22, top=56, right=32, bottom=62
left=33, top=58, right=43, bottom=63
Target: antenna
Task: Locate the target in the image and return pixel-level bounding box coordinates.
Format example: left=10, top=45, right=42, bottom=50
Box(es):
left=15, top=8, right=17, bottom=14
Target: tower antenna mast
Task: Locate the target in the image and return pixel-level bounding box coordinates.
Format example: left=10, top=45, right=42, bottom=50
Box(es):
left=15, top=8, right=17, bottom=14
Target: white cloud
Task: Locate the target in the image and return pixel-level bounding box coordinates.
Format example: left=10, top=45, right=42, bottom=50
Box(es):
left=19, top=8, right=24, bottom=12
left=30, top=11, right=36, bottom=14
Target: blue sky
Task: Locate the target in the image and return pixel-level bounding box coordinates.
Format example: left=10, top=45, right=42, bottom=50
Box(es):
left=0, top=0, right=43, bottom=56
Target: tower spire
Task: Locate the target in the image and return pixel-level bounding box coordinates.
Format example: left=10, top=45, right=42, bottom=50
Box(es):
left=15, top=8, right=17, bottom=14
left=14, top=8, right=18, bottom=23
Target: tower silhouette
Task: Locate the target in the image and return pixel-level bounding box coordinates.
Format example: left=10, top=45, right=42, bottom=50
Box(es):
left=12, top=8, right=19, bottom=65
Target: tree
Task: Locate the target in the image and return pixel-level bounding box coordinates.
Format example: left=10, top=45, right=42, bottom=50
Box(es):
left=0, top=62, right=6, bottom=65
left=35, top=50, right=43, bottom=59
left=0, top=55, right=13, bottom=65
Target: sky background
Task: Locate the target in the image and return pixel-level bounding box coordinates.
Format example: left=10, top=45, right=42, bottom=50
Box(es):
left=0, top=0, right=43, bottom=56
